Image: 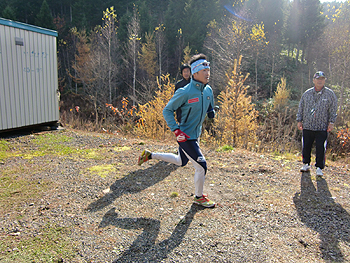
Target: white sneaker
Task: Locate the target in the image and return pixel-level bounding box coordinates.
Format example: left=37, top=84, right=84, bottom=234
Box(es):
left=316, top=167, right=323, bottom=176
left=300, top=164, right=311, bottom=172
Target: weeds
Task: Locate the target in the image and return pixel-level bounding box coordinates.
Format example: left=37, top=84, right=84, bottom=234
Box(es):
left=216, top=145, right=234, bottom=152
left=170, top=192, right=179, bottom=198
left=0, top=166, right=51, bottom=212
left=106, top=97, right=137, bottom=133
left=331, top=127, right=350, bottom=158
left=0, top=224, right=77, bottom=262
left=0, top=140, right=10, bottom=161
left=85, top=164, right=116, bottom=178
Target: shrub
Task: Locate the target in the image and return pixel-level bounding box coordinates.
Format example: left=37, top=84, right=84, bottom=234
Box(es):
left=106, top=97, right=137, bottom=132
left=273, top=77, right=290, bottom=110
left=135, top=74, right=174, bottom=140
left=330, top=127, right=350, bottom=157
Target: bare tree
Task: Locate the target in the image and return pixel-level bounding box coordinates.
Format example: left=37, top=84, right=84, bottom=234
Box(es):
left=125, top=5, right=141, bottom=106
left=99, top=6, right=119, bottom=104
left=322, top=6, right=350, bottom=125
left=155, top=24, right=167, bottom=84
left=71, top=7, right=119, bottom=125
left=250, top=22, right=267, bottom=101
left=204, top=17, right=252, bottom=94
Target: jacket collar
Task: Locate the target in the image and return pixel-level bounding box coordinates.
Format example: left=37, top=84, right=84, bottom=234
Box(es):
left=313, top=86, right=324, bottom=94
left=191, top=77, right=207, bottom=91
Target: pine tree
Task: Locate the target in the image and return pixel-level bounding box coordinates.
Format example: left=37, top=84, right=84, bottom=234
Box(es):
left=211, top=56, right=257, bottom=149
left=2, top=5, right=16, bottom=20
left=35, top=0, right=55, bottom=30
left=139, top=32, right=157, bottom=79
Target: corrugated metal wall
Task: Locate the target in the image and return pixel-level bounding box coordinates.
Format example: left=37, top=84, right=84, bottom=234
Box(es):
left=0, top=18, right=59, bottom=131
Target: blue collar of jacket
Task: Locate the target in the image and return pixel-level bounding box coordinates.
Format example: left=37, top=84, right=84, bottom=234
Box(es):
left=191, top=77, right=207, bottom=91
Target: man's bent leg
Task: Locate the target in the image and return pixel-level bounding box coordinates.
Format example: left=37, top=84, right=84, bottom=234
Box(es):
left=151, top=151, right=186, bottom=166
left=179, top=140, right=207, bottom=197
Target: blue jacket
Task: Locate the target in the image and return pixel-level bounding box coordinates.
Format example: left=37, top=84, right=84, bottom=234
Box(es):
left=163, top=78, right=215, bottom=139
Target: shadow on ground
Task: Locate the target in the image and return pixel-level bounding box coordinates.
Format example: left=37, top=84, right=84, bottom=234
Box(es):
left=86, top=161, right=178, bottom=212
left=293, top=172, right=350, bottom=262
left=99, top=203, right=205, bottom=262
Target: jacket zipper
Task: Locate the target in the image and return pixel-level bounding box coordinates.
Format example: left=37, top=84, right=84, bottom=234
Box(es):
left=195, top=91, right=204, bottom=136
left=184, top=108, right=192, bottom=123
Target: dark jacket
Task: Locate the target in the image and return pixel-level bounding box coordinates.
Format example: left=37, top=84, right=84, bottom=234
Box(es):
left=175, top=78, right=190, bottom=93
left=174, top=78, right=190, bottom=122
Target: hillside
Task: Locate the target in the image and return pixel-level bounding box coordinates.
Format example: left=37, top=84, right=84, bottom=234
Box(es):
left=1, top=128, right=350, bottom=262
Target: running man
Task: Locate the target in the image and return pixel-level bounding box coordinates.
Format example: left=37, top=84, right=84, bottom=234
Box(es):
left=138, top=53, right=216, bottom=208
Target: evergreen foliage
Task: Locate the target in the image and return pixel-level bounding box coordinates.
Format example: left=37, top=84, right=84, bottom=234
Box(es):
left=2, top=5, right=16, bottom=20
left=35, top=0, right=55, bottom=29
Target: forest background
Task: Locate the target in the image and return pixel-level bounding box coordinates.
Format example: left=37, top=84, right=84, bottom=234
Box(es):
left=1, top=0, right=349, bottom=159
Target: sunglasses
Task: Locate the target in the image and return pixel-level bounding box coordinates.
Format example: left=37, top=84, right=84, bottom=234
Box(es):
left=314, top=71, right=326, bottom=78
left=192, top=61, right=210, bottom=70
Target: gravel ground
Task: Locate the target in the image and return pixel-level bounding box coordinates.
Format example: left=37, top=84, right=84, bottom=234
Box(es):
left=1, top=128, right=350, bottom=262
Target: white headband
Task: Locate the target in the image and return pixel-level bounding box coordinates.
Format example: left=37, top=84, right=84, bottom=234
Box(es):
left=191, top=59, right=210, bottom=74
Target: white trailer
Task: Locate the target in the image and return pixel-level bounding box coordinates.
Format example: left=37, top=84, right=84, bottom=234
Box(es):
left=0, top=17, right=59, bottom=132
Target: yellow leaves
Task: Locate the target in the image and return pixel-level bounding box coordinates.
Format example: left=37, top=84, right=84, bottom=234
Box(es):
left=182, top=45, right=192, bottom=64
left=209, top=56, right=257, bottom=148
left=102, top=6, right=117, bottom=24
left=155, top=24, right=165, bottom=32
left=207, top=19, right=217, bottom=29
left=135, top=75, right=174, bottom=140
left=139, top=32, right=157, bottom=78
left=273, top=77, right=290, bottom=110
left=250, top=22, right=266, bottom=43
left=129, top=34, right=141, bottom=41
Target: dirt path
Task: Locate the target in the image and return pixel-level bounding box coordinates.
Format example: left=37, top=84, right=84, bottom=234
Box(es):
left=1, top=128, right=350, bottom=262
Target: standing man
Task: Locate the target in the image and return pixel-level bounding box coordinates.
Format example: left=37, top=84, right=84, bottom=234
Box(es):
left=297, top=71, right=338, bottom=176
left=138, top=54, right=216, bottom=208
left=175, top=63, right=191, bottom=92
left=174, top=64, right=191, bottom=123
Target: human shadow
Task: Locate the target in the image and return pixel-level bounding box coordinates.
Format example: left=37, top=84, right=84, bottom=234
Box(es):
left=293, top=172, right=350, bottom=261
left=98, top=203, right=205, bottom=262
left=86, top=161, right=178, bottom=212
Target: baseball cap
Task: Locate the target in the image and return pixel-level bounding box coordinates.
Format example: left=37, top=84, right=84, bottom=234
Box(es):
left=313, top=71, right=326, bottom=79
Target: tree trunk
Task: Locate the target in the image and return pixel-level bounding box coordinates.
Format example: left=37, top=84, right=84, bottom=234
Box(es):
left=108, top=37, right=111, bottom=103
left=338, top=62, right=346, bottom=124
left=255, top=55, right=258, bottom=101
left=133, top=40, right=136, bottom=106
left=296, top=44, right=300, bottom=67
left=270, top=54, right=275, bottom=98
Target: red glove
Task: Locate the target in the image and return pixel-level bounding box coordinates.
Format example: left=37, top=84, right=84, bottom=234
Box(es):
left=174, top=129, right=190, bottom=142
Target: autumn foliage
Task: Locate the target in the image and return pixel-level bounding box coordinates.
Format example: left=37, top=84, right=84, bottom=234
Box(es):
left=135, top=74, right=174, bottom=139
left=203, top=56, right=257, bottom=149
